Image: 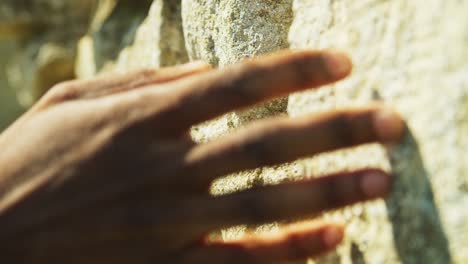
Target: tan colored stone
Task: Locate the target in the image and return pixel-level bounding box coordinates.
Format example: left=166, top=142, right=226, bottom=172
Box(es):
left=182, top=0, right=293, bottom=67
left=2, top=0, right=467, bottom=262
left=113, top=0, right=188, bottom=72
left=6, top=38, right=76, bottom=106
left=184, top=0, right=468, bottom=263
left=182, top=0, right=293, bottom=136
left=287, top=1, right=468, bottom=263
left=81, top=0, right=153, bottom=74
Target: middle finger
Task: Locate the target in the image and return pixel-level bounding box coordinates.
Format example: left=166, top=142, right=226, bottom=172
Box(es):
left=181, top=106, right=404, bottom=190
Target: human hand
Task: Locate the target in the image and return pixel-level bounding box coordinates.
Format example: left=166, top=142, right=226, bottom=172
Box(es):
left=0, top=50, right=404, bottom=263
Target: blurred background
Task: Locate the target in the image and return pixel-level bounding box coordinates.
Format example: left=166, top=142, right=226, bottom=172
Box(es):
left=0, top=0, right=152, bottom=131
left=0, top=41, right=22, bottom=130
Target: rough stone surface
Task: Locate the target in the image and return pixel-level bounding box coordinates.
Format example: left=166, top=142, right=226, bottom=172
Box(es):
left=112, top=0, right=188, bottom=72
left=287, top=1, right=468, bottom=263
left=186, top=0, right=468, bottom=263
left=183, top=0, right=292, bottom=141
left=182, top=0, right=293, bottom=67
left=88, top=0, right=154, bottom=72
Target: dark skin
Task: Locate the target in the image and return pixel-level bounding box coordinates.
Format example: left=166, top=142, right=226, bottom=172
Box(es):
left=0, top=50, right=404, bottom=263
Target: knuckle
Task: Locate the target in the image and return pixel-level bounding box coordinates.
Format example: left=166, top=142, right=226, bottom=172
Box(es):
left=236, top=194, right=268, bottom=224
left=31, top=81, right=78, bottom=110
left=49, top=80, right=72, bottom=95
left=44, top=81, right=78, bottom=103
left=282, top=52, right=327, bottom=87
left=331, top=110, right=376, bottom=146
left=221, top=65, right=262, bottom=103
left=290, top=55, right=319, bottom=87
left=239, top=124, right=285, bottom=166
left=329, top=112, right=355, bottom=147
left=136, top=69, right=158, bottom=80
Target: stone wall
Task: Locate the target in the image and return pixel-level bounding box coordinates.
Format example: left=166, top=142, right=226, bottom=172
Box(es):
left=107, top=1, right=467, bottom=263
left=2, top=0, right=468, bottom=263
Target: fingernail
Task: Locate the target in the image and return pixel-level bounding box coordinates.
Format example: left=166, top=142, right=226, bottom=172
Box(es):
left=323, top=51, right=353, bottom=79
left=360, top=171, right=391, bottom=198
left=373, top=108, right=405, bottom=143
left=323, top=226, right=344, bottom=248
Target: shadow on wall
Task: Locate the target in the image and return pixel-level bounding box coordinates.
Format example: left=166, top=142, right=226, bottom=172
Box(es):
left=386, top=131, right=453, bottom=264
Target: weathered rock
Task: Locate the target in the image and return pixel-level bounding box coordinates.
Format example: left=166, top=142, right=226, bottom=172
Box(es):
left=93, top=0, right=153, bottom=70
left=112, top=0, right=188, bottom=72
left=0, top=0, right=96, bottom=106
left=181, top=0, right=293, bottom=67
left=182, top=0, right=292, bottom=134
left=76, top=0, right=188, bottom=77
left=76, top=0, right=153, bottom=76
left=288, top=1, right=468, bottom=263
left=0, top=0, right=96, bottom=39
left=185, top=0, right=468, bottom=263
left=2, top=0, right=467, bottom=263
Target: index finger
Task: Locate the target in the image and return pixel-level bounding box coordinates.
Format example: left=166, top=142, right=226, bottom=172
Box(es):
left=147, top=50, right=352, bottom=133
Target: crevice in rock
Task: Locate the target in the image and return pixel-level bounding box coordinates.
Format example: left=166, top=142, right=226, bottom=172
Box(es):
left=387, top=132, right=453, bottom=264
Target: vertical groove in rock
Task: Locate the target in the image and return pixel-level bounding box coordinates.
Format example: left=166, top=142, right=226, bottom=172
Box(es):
left=113, top=0, right=188, bottom=72
left=91, top=0, right=154, bottom=71
left=158, top=1, right=189, bottom=67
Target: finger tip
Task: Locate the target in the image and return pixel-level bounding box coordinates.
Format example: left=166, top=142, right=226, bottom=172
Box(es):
left=373, top=108, right=406, bottom=143
left=360, top=171, right=392, bottom=198
left=323, top=51, right=353, bottom=79
left=323, top=225, right=345, bottom=248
